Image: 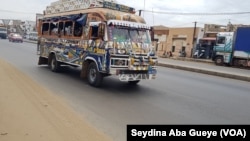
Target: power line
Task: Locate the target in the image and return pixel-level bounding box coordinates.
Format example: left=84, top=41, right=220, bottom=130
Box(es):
left=0, top=9, right=35, bottom=14
left=142, top=10, right=250, bottom=15
left=170, top=22, right=195, bottom=27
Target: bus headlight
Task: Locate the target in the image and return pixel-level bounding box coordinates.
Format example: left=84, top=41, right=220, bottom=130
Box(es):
left=130, top=58, right=135, bottom=65
left=117, top=49, right=126, bottom=54
left=108, top=41, right=113, bottom=48
left=149, top=58, right=154, bottom=65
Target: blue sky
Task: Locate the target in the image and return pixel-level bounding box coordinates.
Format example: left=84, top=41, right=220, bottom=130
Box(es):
left=0, top=0, right=249, bottom=27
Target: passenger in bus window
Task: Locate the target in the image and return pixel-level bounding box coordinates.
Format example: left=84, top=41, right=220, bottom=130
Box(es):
left=52, top=28, right=58, bottom=35
left=58, top=22, right=64, bottom=36
left=50, top=23, right=58, bottom=35
left=65, top=26, right=72, bottom=36
left=60, top=29, right=64, bottom=36
left=74, top=25, right=83, bottom=37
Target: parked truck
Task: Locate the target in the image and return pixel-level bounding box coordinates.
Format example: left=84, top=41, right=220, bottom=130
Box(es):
left=212, top=27, right=250, bottom=67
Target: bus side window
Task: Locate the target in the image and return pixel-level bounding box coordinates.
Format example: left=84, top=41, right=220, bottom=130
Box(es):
left=65, top=21, right=73, bottom=36
left=42, top=23, right=49, bottom=35
left=58, top=22, right=64, bottom=36
left=50, top=22, right=58, bottom=35
left=74, top=22, right=83, bottom=37
left=91, top=26, right=98, bottom=38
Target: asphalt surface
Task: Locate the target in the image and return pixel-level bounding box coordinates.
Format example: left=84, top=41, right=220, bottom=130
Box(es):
left=1, top=39, right=250, bottom=141
left=24, top=39, right=250, bottom=82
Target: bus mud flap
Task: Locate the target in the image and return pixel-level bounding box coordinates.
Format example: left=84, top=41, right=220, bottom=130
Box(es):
left=38, top=57, right=48, bottom=65
left=80, top=61, right=89, bottom=79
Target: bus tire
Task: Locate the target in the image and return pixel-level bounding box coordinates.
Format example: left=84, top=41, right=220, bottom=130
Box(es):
left=50, top=55, right=60, bottom=72
left=215, top=56, right=224, bottom=66
left=87, top=62, right=103, bottom=87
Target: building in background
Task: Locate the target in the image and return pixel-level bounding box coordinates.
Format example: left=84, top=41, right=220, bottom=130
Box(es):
left=152, top=22, right=250, bottom=59
left=151, top=25, right=169, bottom=56
left=152, top=26, right=204, bottom=58
left=167, top=27, right=204, bottom=58
left=203, top=24, right=227, bottom=38
left=20, top=21, right=36, bottom=35
left=0, top=19, right=37, bottom=37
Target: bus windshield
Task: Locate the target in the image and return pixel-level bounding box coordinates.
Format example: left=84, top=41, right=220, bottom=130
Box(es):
left=108, top=26, right=151, bottom=44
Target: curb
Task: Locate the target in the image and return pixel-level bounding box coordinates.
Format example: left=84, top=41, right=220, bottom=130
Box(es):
left=158, top=63, right=250, bottom=82
left=23, top=40, right=37, bottom=44
left=160, top=57, right=213, bottom=64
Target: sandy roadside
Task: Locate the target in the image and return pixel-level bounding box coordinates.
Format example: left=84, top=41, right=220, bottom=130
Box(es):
left=0, top=58, right=112, bottom=141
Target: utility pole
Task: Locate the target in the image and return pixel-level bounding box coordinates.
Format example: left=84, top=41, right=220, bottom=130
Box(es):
left=143, top=0, right=145, bottom=17
left=139, top=10, right=142, bottom=16
left=152, top=8, right=154, bottom=26
left=192, top=21, right=197, bottom=45
left=227, top=19, right=233, bottom=32
left=192, top=21, right=197, bottom=57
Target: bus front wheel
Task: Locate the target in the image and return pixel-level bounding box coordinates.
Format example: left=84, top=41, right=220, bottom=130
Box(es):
left=50, top=55, right=60, bottom=72
left=87, top=62, right=103, bottom=87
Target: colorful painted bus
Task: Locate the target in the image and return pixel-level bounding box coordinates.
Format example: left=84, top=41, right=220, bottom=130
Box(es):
left=37, top=1, right=158, bottom=87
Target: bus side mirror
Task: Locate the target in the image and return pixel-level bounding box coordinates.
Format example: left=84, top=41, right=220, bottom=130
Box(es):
left=98, top=23, right=105, bottom=38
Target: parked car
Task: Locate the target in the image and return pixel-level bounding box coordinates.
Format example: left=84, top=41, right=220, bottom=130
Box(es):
left=8, top=33, right=23, bottom=43
left=27, top=32, right=38, bottom=41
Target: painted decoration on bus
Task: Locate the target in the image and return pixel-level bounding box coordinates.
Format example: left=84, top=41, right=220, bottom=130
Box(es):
left=40, top=39, right=84, bottom=65
left=103, top=1, right=135, bottom=14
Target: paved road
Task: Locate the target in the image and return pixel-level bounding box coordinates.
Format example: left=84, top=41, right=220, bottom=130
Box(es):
left=1, top=40, right=250, bottom=141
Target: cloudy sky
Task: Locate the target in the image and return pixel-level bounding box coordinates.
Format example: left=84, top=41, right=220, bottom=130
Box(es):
left=0, top=0, right=249, bottom=27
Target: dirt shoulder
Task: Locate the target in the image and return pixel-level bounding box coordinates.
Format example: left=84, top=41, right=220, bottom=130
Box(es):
left=0, top=58, right=112, bottom=141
